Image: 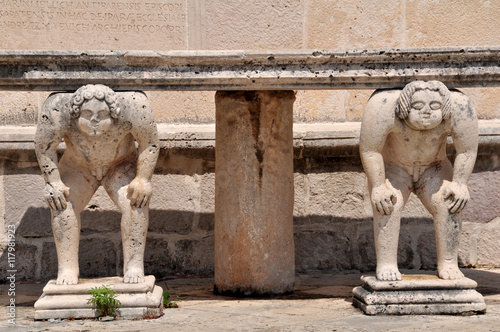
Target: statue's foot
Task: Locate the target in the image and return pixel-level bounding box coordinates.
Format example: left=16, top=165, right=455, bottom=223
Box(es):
left=123, top=267, right=145, bottom=284
left=376, top=265, right=402, bottom=281
left=56, top=271, right=79, bottom=285
left=438, top=264, right=464, bottom=280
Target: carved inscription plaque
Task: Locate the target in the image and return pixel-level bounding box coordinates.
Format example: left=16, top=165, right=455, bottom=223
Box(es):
left=0, top=0, right=187, bottom=50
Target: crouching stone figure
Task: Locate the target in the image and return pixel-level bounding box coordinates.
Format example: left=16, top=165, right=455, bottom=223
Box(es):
left=360, top=81, right=478, bottom=281
left=35, top=84, right=159, bottom=285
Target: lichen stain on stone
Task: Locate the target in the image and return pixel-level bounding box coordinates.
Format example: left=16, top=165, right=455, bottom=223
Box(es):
left=246, top=92, right=264, bottom=186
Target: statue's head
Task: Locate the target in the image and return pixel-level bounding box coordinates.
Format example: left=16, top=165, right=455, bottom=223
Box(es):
left=70, top=84, right=120, bottom=136
left=395, top=81, right=451, bottom=130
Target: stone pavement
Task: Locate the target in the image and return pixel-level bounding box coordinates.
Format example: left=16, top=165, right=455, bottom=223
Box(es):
left=1, top=268, right=499, bottom=332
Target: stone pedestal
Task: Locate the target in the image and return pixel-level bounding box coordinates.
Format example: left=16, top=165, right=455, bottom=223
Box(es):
left=34, top=276, right=163, bottom=320
left=214, top=91, right=295, bottom=296
left=353, top=275, right=486, bottom=315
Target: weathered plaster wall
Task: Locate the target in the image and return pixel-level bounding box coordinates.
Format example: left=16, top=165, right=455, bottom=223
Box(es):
left=1, top=0, right=500, bottom=281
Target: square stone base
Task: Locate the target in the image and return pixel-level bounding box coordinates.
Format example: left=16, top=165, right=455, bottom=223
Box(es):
left=34, top=276, right=163, bottom=320
left=353, top=274, right=486, bottom=315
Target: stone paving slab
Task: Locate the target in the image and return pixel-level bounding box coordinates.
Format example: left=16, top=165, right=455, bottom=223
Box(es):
left=1, top=268, right=499, bottom=331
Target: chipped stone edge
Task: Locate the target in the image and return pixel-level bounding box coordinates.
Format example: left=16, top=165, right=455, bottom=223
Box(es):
left=2, top=47, right=500, bottom=90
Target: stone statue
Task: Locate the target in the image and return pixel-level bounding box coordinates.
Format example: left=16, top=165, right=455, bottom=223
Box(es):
left=360, top=81, right=478, bottom=281
left=35, top=84, right=159, bottom=285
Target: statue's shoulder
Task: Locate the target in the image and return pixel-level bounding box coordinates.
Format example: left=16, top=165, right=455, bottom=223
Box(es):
left=116, top=91, right=150, bottom=110
left=448, top=89, right=477, bottom=123
left=43, top=92, right=72, bottom=111
left=449, top=89, right=472, bottom=107
left=363, top=89, right=401, bottom=125
left=367, top=89, right=401, bottom=107
left=39, top=92, right=73, bottom=126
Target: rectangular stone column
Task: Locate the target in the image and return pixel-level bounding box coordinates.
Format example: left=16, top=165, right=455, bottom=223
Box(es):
left=214, top=91, right=295, bottom=296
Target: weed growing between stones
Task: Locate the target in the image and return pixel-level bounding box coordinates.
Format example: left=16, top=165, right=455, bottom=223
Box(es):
left=163, top=290, right=180, bottom=308
left=87, top=285, right=122, bottom=317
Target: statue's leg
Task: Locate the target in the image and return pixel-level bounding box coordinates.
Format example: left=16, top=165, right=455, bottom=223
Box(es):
left=103, top=161, right=147, bottom=283
left=54, top=155, right=99, bottom=284
left=417, top=161, right=464, bottom=280
left=373, top=164, right=412, bottom=281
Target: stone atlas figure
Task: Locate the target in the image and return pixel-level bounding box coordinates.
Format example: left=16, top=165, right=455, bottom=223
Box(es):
left=360, top=81, right=478, bottom=281
left=35, top=84, right=159, bottom=285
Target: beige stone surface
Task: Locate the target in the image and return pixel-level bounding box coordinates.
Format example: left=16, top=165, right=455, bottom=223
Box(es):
left=294, top=90, right=348, bottom=122
left=306, top=172, right=371, bottom=218
left=406, top=0, right=500, bottom=47
left=215, top=91, right=295, bottom=295
left=202, top=0, right=304, bottom=50
left=306, top=0, right=404, bottom=49
left=146, top=91, right=215, bottom=123
left=460, top=87, right=500, bottom=120
left=476, top=218, right=500, bottom=267
left=462, top=170, right=500, bottom=224
left=0, top=91, right=48, bottom=125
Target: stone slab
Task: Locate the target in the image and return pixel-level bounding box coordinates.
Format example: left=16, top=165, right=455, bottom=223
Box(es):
left=360, top=275, right=478, bottom=290
left=34, top=276, right=163, bottom=320
left=353, top=285, right=484, bottom=305
left=353, top=274, right=486, bottom=315
left=353, top=298, right=487, bottom=316
left=42, top=276, right=156, bottom=294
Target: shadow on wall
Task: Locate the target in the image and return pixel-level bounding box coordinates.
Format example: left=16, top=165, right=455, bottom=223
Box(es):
left=4, top=207, right=215, bottom=281
left=0, top=206, right=453, bottom=283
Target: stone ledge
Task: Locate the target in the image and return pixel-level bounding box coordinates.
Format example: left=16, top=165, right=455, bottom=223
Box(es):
left=1, top=120, right=499, bottom=156
left=1, top=47, right=500, bottom=90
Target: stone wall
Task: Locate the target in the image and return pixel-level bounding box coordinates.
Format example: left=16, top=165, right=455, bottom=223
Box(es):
left=1, top=0, right=500, bottom=281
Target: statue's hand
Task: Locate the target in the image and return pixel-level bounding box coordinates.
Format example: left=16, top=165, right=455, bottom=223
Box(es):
left=128, top=177, right=152, bottom=208
left=44, top=181, right=70, bottom=211
left=443, top=181, right=470, bottom=214
left=371, top=182, right=398, bottom=215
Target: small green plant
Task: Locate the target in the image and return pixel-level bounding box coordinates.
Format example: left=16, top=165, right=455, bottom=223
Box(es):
left=87, top=285, right=122, bottom=317
left=163, top=290, right=180, bottom=308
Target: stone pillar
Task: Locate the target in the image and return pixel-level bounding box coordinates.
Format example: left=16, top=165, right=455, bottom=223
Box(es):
left=214, top=90, right=295, bottom=296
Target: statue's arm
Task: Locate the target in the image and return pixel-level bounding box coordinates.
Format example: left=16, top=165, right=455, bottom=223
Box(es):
left=360, top=90, right=398, bottom=215
left=450, top=91, right=478, bottom=185
left=127, top=92, right=159, bottom=207
left=444, top=91, right=478, bottom=213
left=34, top=94, right=70, bottom=210
left=360, top=91, right=394, bottom=188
